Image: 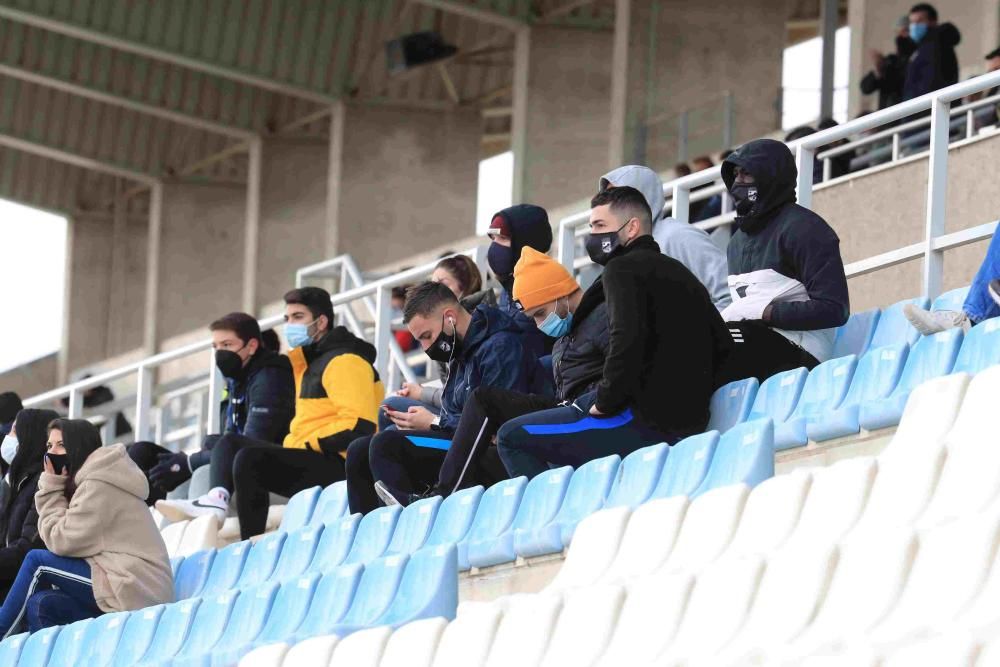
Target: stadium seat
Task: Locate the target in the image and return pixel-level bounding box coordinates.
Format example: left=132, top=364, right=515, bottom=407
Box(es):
left=649, top=431, right=719, bottom=500
left=853, top=448, right=948, bottom=538
left=288, top=563, right=364, bottom=643
left=858, top=328, right=963, bottom=431
left=45, top=618, right=91, bottom=666
left=78, top=611, right=129, bottom=667
left=869, top=296, right=929, bottom=348
left=171, top=556, right=184, bottom=578
left=220, top=573, right=321, bottom=664
left=177, top=514, right=219, bottom=557
left=234, top=532, right=287, bottom=589
left=546, top=506, right=631, bottom=591
left=602, top=442, right=670, bottom=509
left=746, top=367, right=808, bottom=425
left=459, top=476, right=527, bottom=570
left=379, top=617, right=448, bottom=667
left=886, top=370, right=970, bottom=455
left=785, top=456, right=877, bottom=548
left=109, top=606, right=164, bottom=667
left=707, top=378, right=759, bottom=433
left=326, top=553, right=409, bottom=637
left=279, top=635, right=339, bottom=666
left=134, top=598, right=201, bottom=666
left=599, top=496, right=688, bottom=583
left=807, top=343, right=908, bottom=442
left=198, top=582, right=279, bottom=667
left=374, top=545, right=459, bottom=628
left=423, top=486, right=483, bottom=548
left=882, top=632, right=979, bottom=667
left=541, top=585, right=625, bottom=666
left=14, top=625, right=58, bottom=667
left=691, top=419, right=774, bottom=496
left=723, top=468, right=812, bottom=561
left=327, top=626, right=391, bottom=667
left=831, top=308, right=880, bottom=358
left=175, top=549, right=215, bottom=600
left=236, top=642, right=287, bottom=667
left=467, top=466, right=572, bottom=569
left=201, top=540, right=252, bottom=597
left=343, top=504, right=402, bottom=565
left=385, top=496, right=442, bottom=556
left=774, top=355, right=857, bottom=450
left=430, top=602, right=503, bottom=667
left=0, top=633, right=26, bottom=667
left=308, top=481, right=348, bottom=527
left=156, top=590, right=239, bottom=666
left=267, top=524, right=322, bottom=582
left=930, top=285, right=970, bottom=312
left=951, top=316, right=1000, bottom=374
left=659, top=484, right=750, bottom=575
left=305, top=513, right=360, bottom=574
left=277, top=486, right=321, bottom=533
left=160, top=520, right=189, bottom=557
left=513, top=454, right=619, bottom=558
left=483, top=593, right=562, bottom=667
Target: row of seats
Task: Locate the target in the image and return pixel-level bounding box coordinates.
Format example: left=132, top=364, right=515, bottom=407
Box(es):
left=236, top=365, right=1000, bottom=666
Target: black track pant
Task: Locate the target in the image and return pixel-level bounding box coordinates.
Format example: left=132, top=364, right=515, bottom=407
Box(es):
left=719, top=321, right=820, bottom=384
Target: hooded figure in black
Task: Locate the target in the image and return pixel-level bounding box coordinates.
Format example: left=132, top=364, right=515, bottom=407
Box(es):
left=720, top=139, right=849, bottom=382
left=902, top=11, right=960, bottom=101
left=0, top=408, right=60, bottom=596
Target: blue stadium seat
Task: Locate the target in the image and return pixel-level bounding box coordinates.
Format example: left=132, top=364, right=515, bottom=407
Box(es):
left=195, top=582, right=279, bottom=667
left=14, top=625, right=59, bottom=667
left=746, top=367, right=808, bottom=425
left=467, top=466, right=572, bottom=569
left=649, top=430, right=720, bottom=499
left=603, top=442, right=670, bottom=509
left=234, top=532, right=287, bottom=590
left=134, top=598, right=201, bottom=667
left=175, top=549, right=215, bottom=600
left=457, top=476, right=528, bottom=570
left=374, top=545, right=459, bottom=628
left=342, top=504, right=402, bottom=565
left=326, top=554, right=409, bottom=637
left=931, top=285, right=970, bottom=312
left=110, top=606, right=164, bottom=667
left=154, top=590, right=238, bottom=667
left=423, top=486, right=483, bottom=548
left=707, top=378, right=759, bottom=433
left=45, top=618, right=91, bottom=667
left=514, top=454, right=620, bottom=558
left=289, top=563, right=364, bottom=643
left=78, top=611, right=129, bottom=667
left=306, top=513, right=361, bottom=574
left=170, top=556, right=184, bottom=578
left=807, top=343, right=909, bottom=442
left=0, top=633, right=27, bottom=667
left=774, top=355, right=858, bottom=451
left=200, top=540, right=251, bottom=597
left=385, top=496, right=442, bottom=556
left=308, top=481, right=349, bottom=526
left=268, top=524, right=323, bottom=582
left=951, top=317, right=1000, bottom=375
left=277, top=486, right=321, bottom=533
left=832, top=308, right=880, bottom=359
left=859, top=328, right=963, bottom=431
left=692, top=419, right=774, bottom=496
left=870, top=296, right=930, bottom=348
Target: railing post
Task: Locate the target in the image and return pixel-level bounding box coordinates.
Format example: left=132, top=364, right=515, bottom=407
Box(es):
left=557, top=218, right=577, bottom=271
left=677, top=110, right=689, bottom=162
left=373, top=284, right=392, bottom=388
left=795, top=145, right=815, bottom=209
left=966, top=109, right=975, bottom=139
left=891, top=132, right=901, bottom=161
left=205, top=351, right=224, bottom=436
left=672, top=183, right=690, bottom=225
left=822, top=158, right=831, bottom=182
left=923, top=96, right=950, bottom=300
left=134, top=365, right=154, bottom=442
left=67, top=388, right=82, bottom=419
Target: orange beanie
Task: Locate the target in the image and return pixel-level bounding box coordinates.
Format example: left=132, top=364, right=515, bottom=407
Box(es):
left=512, top=247, right=578, bottom=311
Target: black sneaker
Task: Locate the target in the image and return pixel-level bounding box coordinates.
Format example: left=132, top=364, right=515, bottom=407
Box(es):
left=989, top=279, right=1000, bottom=309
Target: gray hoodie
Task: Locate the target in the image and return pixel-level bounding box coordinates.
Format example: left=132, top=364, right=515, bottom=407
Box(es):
left=600, top=165, right=731, bottom=310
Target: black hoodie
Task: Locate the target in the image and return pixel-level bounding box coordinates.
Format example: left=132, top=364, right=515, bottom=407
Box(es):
left=903, top=22, right=961, bottom=101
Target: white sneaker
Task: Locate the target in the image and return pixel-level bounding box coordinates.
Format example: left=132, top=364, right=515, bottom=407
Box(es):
left=903, top=304, right=970, bottom=336
left=156, top=494, right=227, bottom=526
left=373, top=481, right=402, bottom=507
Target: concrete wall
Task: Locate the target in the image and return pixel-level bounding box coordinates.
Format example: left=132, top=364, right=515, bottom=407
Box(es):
left=0, top=353, right=57, bottom=397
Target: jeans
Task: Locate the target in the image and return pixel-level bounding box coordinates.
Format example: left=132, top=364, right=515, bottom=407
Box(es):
left=964, top=230, right=1000, bottom=323
left=0, top=549, right=102, bottom=638
left=346, top=430, right=452, bottom=514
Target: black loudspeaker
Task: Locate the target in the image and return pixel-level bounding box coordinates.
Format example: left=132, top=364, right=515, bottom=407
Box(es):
left=386, top=31, right=458, bottom=74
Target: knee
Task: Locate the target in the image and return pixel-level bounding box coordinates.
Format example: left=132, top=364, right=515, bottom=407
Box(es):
left=232, top=447, right=267, bottom=482
left=345, top=437, right=373, bottom=477
left=22, top=549, right=47, bottom=572
left=369, top=431, right=401, bottom=463
left=496, top=421, right=524, bottom=454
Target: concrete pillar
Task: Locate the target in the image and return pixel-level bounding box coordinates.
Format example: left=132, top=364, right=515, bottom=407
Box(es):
left=819, top=0, right=838, bottom=120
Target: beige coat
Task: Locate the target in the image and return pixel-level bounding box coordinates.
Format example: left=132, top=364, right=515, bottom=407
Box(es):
left=35, top=443, right=174, bottom=613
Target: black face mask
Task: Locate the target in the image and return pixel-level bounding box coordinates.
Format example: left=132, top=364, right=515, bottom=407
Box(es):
left=46, top=453, right=68, bottom=476
left=585, top=221, right=629, bottom=266
left=488, top=243, right=516, bottom=283
left=730, top=183, right=759, bottom=217
left=425, top=315, right=459, bottom=364
left=215, top=349, right=247, bottom=380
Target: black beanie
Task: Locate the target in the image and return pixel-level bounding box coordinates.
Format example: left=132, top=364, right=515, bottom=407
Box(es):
left=0, top=392, right=23, bottom=423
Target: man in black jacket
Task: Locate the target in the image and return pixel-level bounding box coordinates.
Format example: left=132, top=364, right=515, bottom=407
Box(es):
left=902, top=3, right=961, bottom=101
left=860, top=17, right=914, bottom=111
left=719, top=139, right=849, bottom=382
left=498, top=187, right=733, bottom=479
left=128, top=312, right=295, bottom=505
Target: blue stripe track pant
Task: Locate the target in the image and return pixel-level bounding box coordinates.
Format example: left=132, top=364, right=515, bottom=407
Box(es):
left=497, top=390, right=674, bottom=479
left=346, top=430, right=453, bottom=514
left=0, top=549, right=103, bottom=638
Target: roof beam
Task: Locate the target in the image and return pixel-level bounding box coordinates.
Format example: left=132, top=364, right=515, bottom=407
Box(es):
left=0, top=5, right=337, bottom=105
left=0, top=64, right=257, bottom=141
left=0, top=132, right=158, bottom=186
left=538, top=0, right=601, bottom=20
left=407, top=0, right=525, bottom=30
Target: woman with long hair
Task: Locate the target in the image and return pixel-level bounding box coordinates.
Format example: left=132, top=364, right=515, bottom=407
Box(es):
left=0, top=419, right=173, bottom=637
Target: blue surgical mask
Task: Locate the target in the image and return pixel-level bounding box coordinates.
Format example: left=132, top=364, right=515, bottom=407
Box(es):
left=1, top=435, right=16, bottom=465
left=909, top=22, right=928, bottom=43
left=538, top=300, right=573, bottom=338
left=285, top=322, right=315, bottom=349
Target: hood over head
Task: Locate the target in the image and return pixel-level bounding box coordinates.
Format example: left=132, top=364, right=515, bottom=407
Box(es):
left=600, top=165, right=665, bottom=222
left=488, top=205, right=552, bottom=259
left=722, top=139, right=797, bottom=230
left=76, top=443, right=150, bottom=501
left=9, top=408, right=60, bottom=488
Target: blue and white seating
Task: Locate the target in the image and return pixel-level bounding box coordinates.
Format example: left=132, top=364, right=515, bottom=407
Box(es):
left=692, top=419, right=774, bottom=496
left=274, top=486, right=320, bottom=534
left=385, top=496, right=441, bottom=556
left=650, top=430, right=719, bottom=499
left=707, top=378, right=758, bottom=433
left=343, top=505, right=402, bottom=566
left=773, top=355, right=857, bottom=450
left=175, top=549, right=215, bottom=600
left=306, top=481, right=348, bottom=527
left=832, top=308, right=880, bottom=359
left=870, top=296, right=929, bottom=348
left=602, top=442, right=670, bottom=509
left=306, top=513, right=360, bottom=574
left=458, top=476, right=527, bottom=570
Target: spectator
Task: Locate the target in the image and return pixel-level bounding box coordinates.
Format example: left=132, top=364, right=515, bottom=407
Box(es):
left=719, top=139, right=850, bottom=381
left=0, top=394, right=21, bottom=443
left=431, top=255, right=485, bottom=303
left=689, top=155, right=723, bottom=223
left=904, top=230, right=1000, bottom=333
left=674, top=162, right=692, bottom=177
left=861, top=16, right=915, bottom=111
left=599, top=165, right=731, bottom=310
left=817, top=117, right=853, bottom=179
left=0, top=419, right=172, bottom=636
left=260, top=329, right=281, bottom=354
left=158, top=288, right=382, bottom=539
left=129, top=312, right=294, bottom=506
left=0, top=408, right=59, bottom=598
left=59, top=380, right=132, bottom=442
left=902, top=3, right=961, bottom=102
left=345, top=281, right=539, bottom=513
left=497, top=186, right=733, bottom=479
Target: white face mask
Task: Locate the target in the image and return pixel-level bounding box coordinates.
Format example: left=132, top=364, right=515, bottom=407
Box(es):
left=1, top=435, right=17, bottom=465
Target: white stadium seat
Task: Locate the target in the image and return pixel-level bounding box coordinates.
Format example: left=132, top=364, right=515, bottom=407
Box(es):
left=540, top=585, right=625, bottom=667
left=483, top=593, right=562, bottom=667
left=379, top=617, right=448, bottom=667
left=598, top=495, right=688, bottom=583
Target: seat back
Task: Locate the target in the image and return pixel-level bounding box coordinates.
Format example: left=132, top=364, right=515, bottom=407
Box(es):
left=951, top=317, right=1000, bottom=375
left=651, top=431, right=719, bottom=500
left=328, top=626, right=392, bottom=667
left=484, top=594, right=562, bottom=667
left=790, top=456, right=877, bottom=547
left=599, top=573, right=694, bottom=665
left=201, top=540, right=252, bottom=596
left=255, top=573, right=321, bottom=645
left=603, top=443, right=670, bottom=509
left=840, top=343, right=909, bottom=408
left=707, top=378, right=759, bottom=433
left=832, top=308, right=881, bottom=358
left=890, top=328, right=963, bottom=397
left=79, top=611, right=129, bottom=667
left=170, top=556, right=183, bottom=578
left=602, top=496, right=688, bottom=581
left=549, top=454, right=619, bottom=532
left=14, top=626, right=58, bottom=667
left=211, top=581, right=279, bottom=653
left=296, top=563, right=364, bottom=638
left=725, top=469, right=812, bottom=560
left=269, top=524, right=323, bottom=582
left=790, top=354, right=857, bottom=419
left=235, top=531, right=287, bottom=589
left=134, top=598, right=200, bottom=665
left=340, top=554, right=410, bottom=627
left=931, top=285, right=970, bottom=312
left=662, top=484, right=749, bottom=574
left=386, top=496, right=441, bottom=556
left=424, top=486, right=483, bottom=547
left=174, top=548, right=215, bottom=600
left=883, top=372, right=970, bottom=462
left=159, top=520, right=188, bottom=557
left=430, top=603, right=503, bottom=667
left=278, top=486, right=322, bottom=533
left=746, top=367, right=808, bottom=424
left=547, top=506, right=632, bottom=591
left=45, top=619, right=91, bottom=666
left=464, top=477, right=528, bottom=544
left=308, top=481, right=348, bottom=527
left=172, top=589, right=240, bottom=659
left=376, top=545, right=460, bottom=627
left=542, top=585, right=625, bottom=666
left=692, top=419, right=774, bottom=497
left=380, top=617, right=448, bottom=667
left=308, top=513, right=361, bottom=573
left=870, top=296, right=930, bottom=348
left=343, top=504, right=402, bottom=565
left=176, top=514, right=217, bottom=557
left=109, top=606, right=164, bottom=667
left=0, top=634, right=26, bottom=667
left=510, top=466, right=572, bottom=535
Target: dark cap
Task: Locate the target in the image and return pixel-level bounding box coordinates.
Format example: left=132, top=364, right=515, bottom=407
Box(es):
left=0, top=392, right=23, bottom=423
